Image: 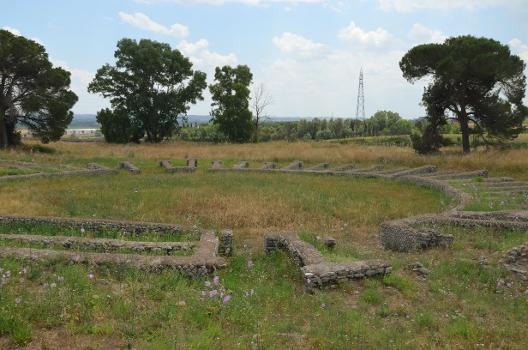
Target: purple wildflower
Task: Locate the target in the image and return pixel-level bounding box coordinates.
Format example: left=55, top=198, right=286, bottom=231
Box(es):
left=247, top=259, right=254, bottom=269
left=209, top=289, right=218, bottom=298
left=222, top=295, right=232, bottom=304
left=213, top=275, right=220, bottom=286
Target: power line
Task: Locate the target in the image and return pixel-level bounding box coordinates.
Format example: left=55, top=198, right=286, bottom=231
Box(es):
left=355, top=68, right=365, bottom=120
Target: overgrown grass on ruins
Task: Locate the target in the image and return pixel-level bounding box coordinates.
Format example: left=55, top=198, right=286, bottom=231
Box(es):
left=0, top=140, right=527, bottom=348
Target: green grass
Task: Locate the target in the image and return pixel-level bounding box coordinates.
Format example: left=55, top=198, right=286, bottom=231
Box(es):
left=450, top=178, right=528, bottom=211
left=0, top=149, right=527, bottom=348
left=0, top=222, right=199, bottom=242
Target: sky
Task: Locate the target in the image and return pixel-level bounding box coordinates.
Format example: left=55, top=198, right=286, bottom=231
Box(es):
left=2, top=0, right=527, bottom=119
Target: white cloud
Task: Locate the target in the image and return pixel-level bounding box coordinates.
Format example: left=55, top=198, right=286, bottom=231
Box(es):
left=51, top=59, right=109, bottom=114
left=2, top=26, right=21, bottom=36
left=2, top=26, right=43, bottom=45
left=408, top=23, right=446, bottom=44
left=509, top=38, right=528, bottom=62
left=272, top=32, right=325, bottom=57
left=118, top=12, right=189, bottom=37
left=378, top=0, right=521, bottom=12
left=262, top=47, right=424, bottom=118
left=338, top=22, right=393, bottom=47
left=136, top=0, right=327, bottom=5
left=177, top=39, right=237, bottom=69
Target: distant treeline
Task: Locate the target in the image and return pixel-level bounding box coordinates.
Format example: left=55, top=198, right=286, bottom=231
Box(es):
left=177, top=111, right=459, bottom=143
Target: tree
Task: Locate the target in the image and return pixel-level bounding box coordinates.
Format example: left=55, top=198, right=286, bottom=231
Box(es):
left=96, top=108, right=143, bottom=143
left=209, top=65, right=254, bottom=143
left=88, top=38, right=207, bottom=143
left=0, top=29, right=78, bottom=148
left=251, top=83, right=272, bottom=142
left=410, top=114, right=451, bottom=154
left=400, top=35, right=527, bottom=153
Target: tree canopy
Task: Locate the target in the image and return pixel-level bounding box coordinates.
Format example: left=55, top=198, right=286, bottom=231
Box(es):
left=0, top=29, right=78, bottom=148
left=209, top=65, right=254, bottom=143
left=400, top=35, right=527, bottom=153
left=88, top=38, right=207, bottom=143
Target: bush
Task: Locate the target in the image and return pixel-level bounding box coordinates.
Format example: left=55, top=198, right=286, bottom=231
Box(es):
left=96, top=108, right=143, bottom=143
left=411, top=116, right=452, bottom=154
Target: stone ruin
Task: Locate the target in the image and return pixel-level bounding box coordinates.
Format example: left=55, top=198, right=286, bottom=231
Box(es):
left=120, top=161, right=140, bottom=174
left=2, top=157, right=528, bottom=289
left=0, top=162, right=116, bottom=183
left=265, top=233, right=391, bottom=292
left=160, top=159, right=197, bottom=173
left=503, top=243, right=528, bottom=280
left=0, top=215, right=233, bottom=278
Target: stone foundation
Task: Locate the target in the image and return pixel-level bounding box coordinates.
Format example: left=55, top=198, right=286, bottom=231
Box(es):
left=218, top=230, right=233, bottom=257
left=120, top=161, right=140, bottom=174
left=0, top=215, right=231, bottom=277
left=160, top=160, right=196, bottom=173
left=503, top=243, right=528, bottom=280
left=265, top=233, right=391, bottom=292
left=282, top=160, right=303, bottom=171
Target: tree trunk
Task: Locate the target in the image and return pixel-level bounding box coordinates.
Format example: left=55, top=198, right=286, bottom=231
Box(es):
left=459, top=111, right=470, bottom=153
left=0, top=108, right=8, bottom=149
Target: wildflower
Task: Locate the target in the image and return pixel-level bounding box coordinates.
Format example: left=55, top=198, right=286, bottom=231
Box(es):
left=209, top=289, right=218, bottom=298
left=88, top=273, right=94, bottom=280
left=246, top=259, right=254, bottom=269
left=57, top=276, right=64, bottom=282
left=213, top=275, right=220, bottom=286
left=50, top=282, right=57, bottom=288
left=15, top=297, right=21, bottom=305
left=80, top=227, right=86, bottom=234
left=222, top=295, right=231, bottom=304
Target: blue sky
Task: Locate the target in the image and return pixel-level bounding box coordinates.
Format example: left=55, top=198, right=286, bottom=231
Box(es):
left=2, top=0, right=527, bottom=118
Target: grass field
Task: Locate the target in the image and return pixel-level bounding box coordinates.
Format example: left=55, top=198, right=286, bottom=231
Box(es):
left=0, top=140, right=527, bottom=349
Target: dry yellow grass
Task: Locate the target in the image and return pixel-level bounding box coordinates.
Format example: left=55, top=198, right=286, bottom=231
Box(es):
left=12, top=140, right=526, bottom=179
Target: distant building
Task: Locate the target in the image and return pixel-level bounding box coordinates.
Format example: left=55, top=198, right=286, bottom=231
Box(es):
left=64, top=128, right=98, bottom=135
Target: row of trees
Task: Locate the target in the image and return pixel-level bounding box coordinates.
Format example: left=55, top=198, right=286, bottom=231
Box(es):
left=1, top=30, right=526, bottom=152
left=178, top=111, right=441, bottom=142
left=88, top=39, right=257, bottom=144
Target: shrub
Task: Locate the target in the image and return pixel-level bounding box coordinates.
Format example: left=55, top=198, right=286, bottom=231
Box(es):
left=96, top=108, right=143, bottom=144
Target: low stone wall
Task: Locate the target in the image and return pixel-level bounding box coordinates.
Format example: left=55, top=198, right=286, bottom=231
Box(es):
left=120, top=161, right=140, bottom=174
left=379, top=210, right=528, bottom=252
left=265, top=233, right=391, bottom=292
left=0, top=233, right=195, bottom=253
left=331, top=164, right=356, bottom=172
left=431, top=169, right=488, bottom=180
left=260, top=162, right=278, bottom=170
left=503, top=243, right=528, bottom=280
left=217, top=230, right=234, bottom=257
left=282, top=160, right=303, bottom=171
left=160, top=160, right=196, bottom=173
left=233, top=161, right=249, bottom=169
left=211, top=160, right=223, bottom=169
left=379, top=217, right=454, bottom=252
left=307, top=163, right=329, bottom=171
left=391, top=165, right=437, bottom=177
left=0, top=215, right=191, bottom=236
left=0, top=165, right=117, bottom=183
left=0, top=217, right=227, bottom=277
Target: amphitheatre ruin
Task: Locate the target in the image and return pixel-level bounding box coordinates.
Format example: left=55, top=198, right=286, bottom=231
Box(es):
left=1, top=158, right=526, bottom=292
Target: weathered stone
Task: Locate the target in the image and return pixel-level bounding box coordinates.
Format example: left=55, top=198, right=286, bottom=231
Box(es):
left=211, top=160, right=223, bottom=169
left=120, top=161, right=140, bottom=174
